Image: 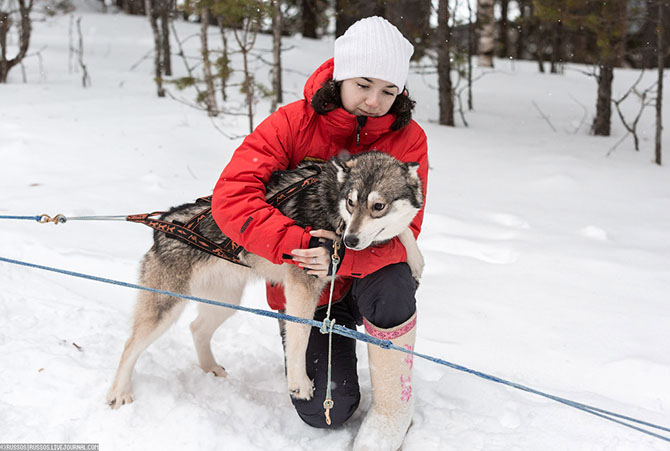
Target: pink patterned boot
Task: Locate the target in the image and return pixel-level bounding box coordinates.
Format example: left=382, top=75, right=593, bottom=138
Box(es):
left=353, top=313, right=416, bottom=451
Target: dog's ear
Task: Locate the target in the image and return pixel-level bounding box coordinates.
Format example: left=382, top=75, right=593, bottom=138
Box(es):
left=405, top=162, right=420, bottom=180
left=332, top=152, right=354, bottom=183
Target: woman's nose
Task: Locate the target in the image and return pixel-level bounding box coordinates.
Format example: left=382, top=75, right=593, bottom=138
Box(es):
left=365, top=93, right=379, bottom=108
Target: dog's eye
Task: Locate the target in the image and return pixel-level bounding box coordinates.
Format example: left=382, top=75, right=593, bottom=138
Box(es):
left=347, top=198, right=355, bottom=207
left=373, top=203, right=386, bottom=211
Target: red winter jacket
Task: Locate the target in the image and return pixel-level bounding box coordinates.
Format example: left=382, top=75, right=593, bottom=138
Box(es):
left=212, top=59, right=429, bottom=310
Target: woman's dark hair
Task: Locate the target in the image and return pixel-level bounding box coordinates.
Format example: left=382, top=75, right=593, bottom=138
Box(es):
left=310, top=79, right=415, bottom=131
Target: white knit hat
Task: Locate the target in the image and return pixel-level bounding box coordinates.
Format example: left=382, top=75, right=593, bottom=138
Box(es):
left=333, top=16, right=414, bottom=90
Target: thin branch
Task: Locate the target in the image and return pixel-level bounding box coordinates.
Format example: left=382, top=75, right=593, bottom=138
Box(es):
left=532, top=100, right=557, bottom=132
left=129, top=49, right=153, bottom=71
left=567, top=93, right=588, bottom=134
left=605, top=131, right=630, bottom=157
left=209, top=115, right=248, bottom=140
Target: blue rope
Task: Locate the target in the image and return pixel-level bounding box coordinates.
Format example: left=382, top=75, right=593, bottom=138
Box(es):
left=0, top=215, right=43, bottom=221
left=0, top=214, right=128, bottom=223
left=0, top=254, right=668, bottom=443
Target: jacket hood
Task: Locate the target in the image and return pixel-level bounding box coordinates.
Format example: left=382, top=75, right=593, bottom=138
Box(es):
left=303, top=59, right=336, bottom=103
left=303, top=59, right=396, bottom=141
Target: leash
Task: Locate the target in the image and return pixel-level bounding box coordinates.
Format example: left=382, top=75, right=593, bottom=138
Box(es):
left=0, top=214, right=128, bottom=223
left=0, top=254, right=669, bottom=443
left=319, top=219, right=344, bottom=425
left=1, top=167, right=323, bottom=268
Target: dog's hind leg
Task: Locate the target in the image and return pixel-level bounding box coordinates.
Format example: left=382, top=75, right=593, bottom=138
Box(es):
left=107, top=264, right=189, bottom=409
left=189, top=263, right=245, bottom=377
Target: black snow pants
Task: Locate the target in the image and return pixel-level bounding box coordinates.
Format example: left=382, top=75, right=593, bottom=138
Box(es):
left=281, top=262, right=417, bottom=428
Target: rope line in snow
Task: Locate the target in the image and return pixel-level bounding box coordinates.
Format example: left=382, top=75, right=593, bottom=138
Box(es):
left=0, top=255, right=668, bottom=443
left=0, top=214, right=128, bottom=223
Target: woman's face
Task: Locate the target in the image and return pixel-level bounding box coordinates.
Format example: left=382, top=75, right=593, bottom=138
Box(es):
left=340, top=77, right=399, bottom=117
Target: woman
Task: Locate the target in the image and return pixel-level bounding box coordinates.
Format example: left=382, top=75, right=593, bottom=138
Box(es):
left=211, top=16, right=428, bottom=451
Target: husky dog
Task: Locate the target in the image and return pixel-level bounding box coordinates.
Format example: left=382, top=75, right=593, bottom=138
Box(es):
left=107, top=151, right=424, bottom=408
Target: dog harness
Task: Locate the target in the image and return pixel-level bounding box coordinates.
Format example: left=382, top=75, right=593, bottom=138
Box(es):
left=126, top=166, right=322, bottom=266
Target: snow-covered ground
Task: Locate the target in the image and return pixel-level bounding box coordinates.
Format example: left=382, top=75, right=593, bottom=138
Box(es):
left=1, top=7, right=669, bottom=451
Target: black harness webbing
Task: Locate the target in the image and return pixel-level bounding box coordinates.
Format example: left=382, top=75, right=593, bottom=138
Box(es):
left=126, top=166, right=322, bottom=266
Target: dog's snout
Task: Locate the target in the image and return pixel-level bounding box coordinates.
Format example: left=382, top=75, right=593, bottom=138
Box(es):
left=344, top=235, right=359, bottom=248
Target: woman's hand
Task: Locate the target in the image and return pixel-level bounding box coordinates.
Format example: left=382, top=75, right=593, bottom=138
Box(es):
left=291, top=229, right=339, bottom=278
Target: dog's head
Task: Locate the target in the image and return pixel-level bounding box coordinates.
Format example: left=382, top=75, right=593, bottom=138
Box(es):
left=333, top=152, right=423, bottom=250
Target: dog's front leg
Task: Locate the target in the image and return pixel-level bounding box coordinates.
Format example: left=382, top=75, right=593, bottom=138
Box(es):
left=398, top=227, right=424, bottom=281
left=282, top=269, right=323, bottom=401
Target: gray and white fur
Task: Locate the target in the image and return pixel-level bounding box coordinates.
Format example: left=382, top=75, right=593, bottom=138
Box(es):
left=107, top=151, right=424, bottom=408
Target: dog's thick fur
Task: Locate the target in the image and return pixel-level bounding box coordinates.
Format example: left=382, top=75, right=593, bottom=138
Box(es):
left=107, top=151, right=424, bottom=409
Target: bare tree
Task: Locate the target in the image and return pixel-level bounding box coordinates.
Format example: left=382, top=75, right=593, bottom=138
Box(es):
left=234, top=11, right=262, bottom=131
left=550, top=20, right=564, bottom=74
left=217, top=17, right=230, bottom=101
left=160, top=0, right=172, bottom=76
left=271, top=0, right=283, bottom=112
left=610, top=71, right=656, bottom=153
left=656, top=0, right=665, bottom=165
left=145, top=0, right=165, bottom=96
left=467, top=0, right=474, bottom=109
left=76, top=17, right=90, bottom=87
left=200, top=7, right=218, bottom=116
left=0, top=0, right=35, bottom=83
left=498, top=0, right=509, bottom=58
left=437, top=0, right=453, bottom=125
left=476, top=0, right=495, bottom=67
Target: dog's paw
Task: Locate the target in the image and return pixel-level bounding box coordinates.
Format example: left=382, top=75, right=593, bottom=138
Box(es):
left=107, top=390, right=134, bottom=409
left=407, top=253, right=424, bottom=281
left=202, top=364, right=228, bottom=377
left=288, top=375, right=314, bottom=400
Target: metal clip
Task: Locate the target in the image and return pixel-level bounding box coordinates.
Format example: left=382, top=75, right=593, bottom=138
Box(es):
left=38, top=214, right=66, bottom=224
left=323, top=398, right=334, bottom=426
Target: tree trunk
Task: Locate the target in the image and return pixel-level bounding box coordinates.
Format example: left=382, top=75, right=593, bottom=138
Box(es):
left=437, top=0, right=454, bottom=126
left=145, top=0, right=164, bottom=96
left=242, top=45, right=253, bottom=132
left=218, top=17, right=229, bottom=102
left=160, top=6, right=171, bottom=76
left=656, top=0, right=664, bottom=165
left=0, top=10, right=9, bottom=83
left=498, top=0, right=509, bottom=58
left=476, top=0, right=495, bottom=67
left=467, top=0, right=474, bottom=110
left=550, top=21, right=563, bottom=74
left=271, top=0, right=283, bottom=111
left=515, top=0, right=529, bottom=60
left=301, top=0, right=317, bottom=38
left=0, top=0, right=33, bottom=84
left=592, top=63, right=613, bottom=136
left=201, top=8, right=218, bottom=116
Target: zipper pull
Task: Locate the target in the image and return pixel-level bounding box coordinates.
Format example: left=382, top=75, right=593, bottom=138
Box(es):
left=356, top=116, right=368, bottom=147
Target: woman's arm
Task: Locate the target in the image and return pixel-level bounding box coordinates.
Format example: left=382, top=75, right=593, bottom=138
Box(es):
left=211, top=107, right=312, bottom=265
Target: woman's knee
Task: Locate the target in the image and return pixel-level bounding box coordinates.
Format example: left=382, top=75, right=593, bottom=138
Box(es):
left=293, top=388, right=360, bottom=428
left=353, top=262, right=417, bottom=328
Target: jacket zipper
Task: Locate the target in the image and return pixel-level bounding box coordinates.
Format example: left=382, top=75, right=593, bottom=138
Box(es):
left=355, top=116, right=368, bottom=146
